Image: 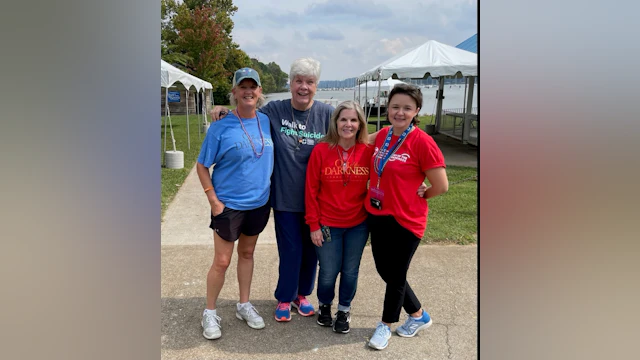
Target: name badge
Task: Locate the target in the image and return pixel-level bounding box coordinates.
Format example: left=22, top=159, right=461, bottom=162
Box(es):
left=370, top=186, right=384, bottom=210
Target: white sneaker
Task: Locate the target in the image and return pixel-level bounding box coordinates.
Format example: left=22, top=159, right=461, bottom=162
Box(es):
left=368, top=322, right=392, bottom=350
left=201, top=311, right=222, bottom=339
left=236, top=302, right=266, bottom=329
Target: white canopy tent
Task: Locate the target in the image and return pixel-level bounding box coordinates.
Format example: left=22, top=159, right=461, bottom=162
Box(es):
left=161, top=60, right=213, bottom=92
left=161, top=60, right=213, bottom=167
left=357, top=77, right=408, bottom=91
left=355, top=40, right=477, bottom=133
left=356, top=77, right=409, bottom=119
left=357, top=39, right=477, bottom=81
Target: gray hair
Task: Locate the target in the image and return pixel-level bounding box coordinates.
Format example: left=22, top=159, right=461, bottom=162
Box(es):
left=289, top=57, right=321, bottom=82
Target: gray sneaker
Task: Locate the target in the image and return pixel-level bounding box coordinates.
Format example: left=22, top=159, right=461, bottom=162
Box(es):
left=236, top=302, right=265, bottom=329
left=201, top=312, right=222, bottom=340
left=368, top=322, right=392, bottom=350
left=396, top=311, right=432, bottom=337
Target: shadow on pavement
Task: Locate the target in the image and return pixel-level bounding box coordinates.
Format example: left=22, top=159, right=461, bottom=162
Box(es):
left=162, top=297, right=376, bottom=354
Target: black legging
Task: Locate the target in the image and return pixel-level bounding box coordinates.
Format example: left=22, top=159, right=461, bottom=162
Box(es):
left=368, top=214, right=422, bottom=323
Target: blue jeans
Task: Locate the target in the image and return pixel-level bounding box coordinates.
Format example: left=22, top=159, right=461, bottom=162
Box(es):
left=315, top=221, right=369, bottom=309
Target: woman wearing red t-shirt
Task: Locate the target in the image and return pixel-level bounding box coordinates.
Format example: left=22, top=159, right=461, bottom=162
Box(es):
left=304, top=100, right=373, bottom=334
left=366, top=84, right=449, bottom=350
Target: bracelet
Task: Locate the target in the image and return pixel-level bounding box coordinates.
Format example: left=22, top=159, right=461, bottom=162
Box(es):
left=203, top=186, right=213, bottom=193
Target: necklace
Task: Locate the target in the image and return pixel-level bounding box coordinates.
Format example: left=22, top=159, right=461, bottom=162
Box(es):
left=337, top=144, right=356, bottom=186
left=233, top=109, right=265, bottom=158
left=290, top=102, right=313, bottom=151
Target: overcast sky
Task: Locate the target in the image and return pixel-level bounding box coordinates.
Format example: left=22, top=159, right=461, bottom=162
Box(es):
left=229, top=0, right=477, bottom=81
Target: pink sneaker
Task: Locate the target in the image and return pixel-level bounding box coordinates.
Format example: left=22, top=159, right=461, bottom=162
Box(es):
left=292, top=295, right=315, bottom=316
left=274, top=301, right=291, bottom=322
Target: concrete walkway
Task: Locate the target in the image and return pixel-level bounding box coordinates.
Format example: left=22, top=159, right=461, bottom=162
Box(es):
left=161, top=136, right=477, bottom=359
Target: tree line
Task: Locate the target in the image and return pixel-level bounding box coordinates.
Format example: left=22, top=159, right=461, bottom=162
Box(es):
left=161, top=0, right=288, bottom=104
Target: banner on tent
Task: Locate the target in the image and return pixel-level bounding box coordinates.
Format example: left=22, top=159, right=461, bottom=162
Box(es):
left=168, top=91, right=181, bottom=102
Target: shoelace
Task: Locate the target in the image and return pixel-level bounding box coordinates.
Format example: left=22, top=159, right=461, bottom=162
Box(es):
left=374, top=323, right=390, bottom=337
left=297, top=296, right=310, bottom=306
left=402, top=315, right=422, bottom=331
left=277, top=302, right=290, bottom=311
left=336, top=311, right=348, bottom=322
left=245, top=305, right=260, bottom=318
left=204, top=313, right=221, bottom=328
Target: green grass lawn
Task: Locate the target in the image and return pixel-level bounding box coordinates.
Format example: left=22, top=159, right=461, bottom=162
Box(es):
left=162, top=109, right=476, bottom=244
left=366, top=114, right=435, bottom=134
left=161, top=106, right=236, bottom=218
left=161, top=113, right=208, bottom=218
left=422, top=165, right=477, bottom=244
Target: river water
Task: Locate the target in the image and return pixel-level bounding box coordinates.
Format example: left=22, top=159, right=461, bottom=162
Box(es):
left=264, top=84, right=477, bottom=115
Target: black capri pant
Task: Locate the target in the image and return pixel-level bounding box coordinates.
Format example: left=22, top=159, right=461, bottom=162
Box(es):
left=368, top=214, right=422, bottom=323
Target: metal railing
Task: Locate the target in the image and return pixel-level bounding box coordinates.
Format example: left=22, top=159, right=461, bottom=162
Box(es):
left=439, top=108, right=478, bottom=146
left=443, top=107, right=478, bottom=115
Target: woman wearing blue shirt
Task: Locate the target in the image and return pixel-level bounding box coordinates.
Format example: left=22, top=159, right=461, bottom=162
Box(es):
left=196, top=68, right=274, bottom=340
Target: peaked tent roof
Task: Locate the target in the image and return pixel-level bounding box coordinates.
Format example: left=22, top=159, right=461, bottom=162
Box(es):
left=357, top=77, right=408, bottom=90
left=357, top=40, right=477, bottom=81
left=161, top=60, right=213, bottom=92
left=456, top=34, right=477, bottom=53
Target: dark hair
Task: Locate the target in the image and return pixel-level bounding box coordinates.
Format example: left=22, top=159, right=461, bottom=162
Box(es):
left=387, top=83, right=423, bottom=125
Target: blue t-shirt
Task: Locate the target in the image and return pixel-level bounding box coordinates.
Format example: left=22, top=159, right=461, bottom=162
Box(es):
left=197, top=111, right=274, bottom=210
left=259, top=99, right=334, bottom=212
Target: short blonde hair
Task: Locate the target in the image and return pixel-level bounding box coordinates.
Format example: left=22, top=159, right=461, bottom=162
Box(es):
left=321, top=100, right=369, bottom=147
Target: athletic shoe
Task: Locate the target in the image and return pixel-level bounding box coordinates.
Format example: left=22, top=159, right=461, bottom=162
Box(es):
left=274, top=301, right=291, bottom=322
left=236, top=302, right=265, bottom=329
left=368, top=322, right=391, bottom=350
left=333, top=310, right=351, bottom=333
left=396, top=310, right=433, bottom=337
left=201, top=312, right=222, bottom=340
left=317, top=304, right=333, bottom=327
left=292, top=295, right=315, bottom=316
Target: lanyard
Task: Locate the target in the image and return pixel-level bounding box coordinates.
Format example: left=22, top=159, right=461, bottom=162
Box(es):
left=373, top=124, right=413, bottom=181
left=233, top=109, right=265, bottom=158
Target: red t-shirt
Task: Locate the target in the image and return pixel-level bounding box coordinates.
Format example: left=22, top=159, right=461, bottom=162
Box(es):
left=365, top=127, right=446, bottom=238
left=305, top=142, right=375, bottom=232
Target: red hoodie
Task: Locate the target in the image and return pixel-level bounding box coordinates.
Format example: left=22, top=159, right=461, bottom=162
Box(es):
left=305, top=142, right=374, bottom=231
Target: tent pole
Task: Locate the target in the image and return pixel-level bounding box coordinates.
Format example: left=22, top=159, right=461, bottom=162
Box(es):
left=365, top=80, right=368, bottom=121
left=204, top=90, right=209, bottom=125
left=463, top=76, right=475, bottom=144
left=435, top=77, right=445, bottom=134
left=167, top=97, right=176, bottom=152
left=463, top=77, right=468, bottom=114
left=376, top=71, right=381, bottom=130
left=353, top=81, right=356, bottom=101
left=186, top=89, right=190, bottom=150
left=164, top=87, right=168, bottom=167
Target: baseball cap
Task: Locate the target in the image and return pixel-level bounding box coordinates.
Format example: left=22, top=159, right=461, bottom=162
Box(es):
left=233, top=67, right=261, bottom=87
